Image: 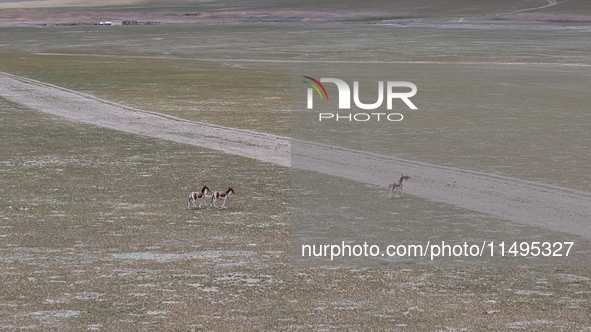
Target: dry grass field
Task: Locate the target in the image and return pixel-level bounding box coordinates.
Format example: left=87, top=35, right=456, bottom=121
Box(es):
left=1, top=0, right=591, bottom=330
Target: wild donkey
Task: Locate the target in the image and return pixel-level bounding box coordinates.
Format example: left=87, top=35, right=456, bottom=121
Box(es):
left=188, top=186, right=210, bottom=209
left=211, top=187, right=235, bottom=208
left=388, top=175, right=410, bottom=199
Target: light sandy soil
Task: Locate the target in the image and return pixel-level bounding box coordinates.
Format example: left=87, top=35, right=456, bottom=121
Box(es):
left=2, top=71, right=590, bottom=242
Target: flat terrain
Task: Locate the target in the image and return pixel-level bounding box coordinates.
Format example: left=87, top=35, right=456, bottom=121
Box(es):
left=2, top=97, right=590, bottom=330
left=2, top=71, right=590, bottom=254
left=1, top=0, right=591, bottom=330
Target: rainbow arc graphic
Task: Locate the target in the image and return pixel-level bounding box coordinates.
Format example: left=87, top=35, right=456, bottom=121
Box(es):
left=302, top=76, right=329, bottom=100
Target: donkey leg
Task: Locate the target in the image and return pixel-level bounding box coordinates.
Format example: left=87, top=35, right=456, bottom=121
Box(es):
left=220, top=197, right=228, bottom=209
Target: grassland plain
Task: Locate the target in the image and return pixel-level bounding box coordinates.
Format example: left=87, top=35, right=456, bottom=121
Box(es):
left=1, top=100, right=590, bottom=330
left=1, top=0, right=591, bottom=330
left=3, top=69, right=590, bottom=271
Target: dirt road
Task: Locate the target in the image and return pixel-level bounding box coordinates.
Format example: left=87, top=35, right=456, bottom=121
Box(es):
left=514, top=0, right=562, bottom=13
left=0, top=71, right=290, bottom=167
left=2, top=71, right=590, bottom=239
